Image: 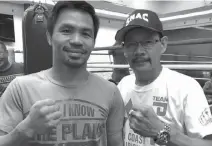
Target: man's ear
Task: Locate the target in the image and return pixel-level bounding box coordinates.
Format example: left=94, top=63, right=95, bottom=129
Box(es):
left=160, top=36, right=168, bottom=54
left=46, top=31, right=52, bottom=46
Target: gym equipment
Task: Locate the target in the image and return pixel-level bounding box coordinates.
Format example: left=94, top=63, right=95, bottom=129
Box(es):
left=22, top=3, right=52, bottom=74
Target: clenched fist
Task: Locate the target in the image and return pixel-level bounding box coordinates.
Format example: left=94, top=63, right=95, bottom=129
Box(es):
left=19, top=99, right=62, bottom=138
left=129, top=104, right=164, bottom=138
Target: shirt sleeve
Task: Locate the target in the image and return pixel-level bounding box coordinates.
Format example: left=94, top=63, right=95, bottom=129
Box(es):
left=184, top=79, right=212, bottom=138
left=0, top=78, right=23, bottom=133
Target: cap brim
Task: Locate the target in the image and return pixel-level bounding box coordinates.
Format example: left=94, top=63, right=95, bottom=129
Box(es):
left=115, top=25, right=163, bottom=42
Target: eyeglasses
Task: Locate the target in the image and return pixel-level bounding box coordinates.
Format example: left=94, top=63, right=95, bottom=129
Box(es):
left=124, top=40, right=160, bottom=51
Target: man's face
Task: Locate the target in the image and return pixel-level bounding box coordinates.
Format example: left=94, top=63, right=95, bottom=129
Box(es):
left=48, top=9, right=95, bottom=68
left=0, top=45, right=8, bottom=68
left=123, top=28, right=165, bottom=72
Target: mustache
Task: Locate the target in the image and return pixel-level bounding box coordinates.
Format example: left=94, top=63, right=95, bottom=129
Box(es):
left=132, top=57, right=150, bottom=63
left=63, top=46, right=87, bottom=54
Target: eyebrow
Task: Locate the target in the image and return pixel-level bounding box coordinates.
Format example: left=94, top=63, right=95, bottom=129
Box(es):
left=60, top=23, right=93, bottom=33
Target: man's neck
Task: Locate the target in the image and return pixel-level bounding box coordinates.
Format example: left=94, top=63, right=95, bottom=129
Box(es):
left=48, top=64, right=89, bottom=86
left=134, top=66, right=162, bottom=86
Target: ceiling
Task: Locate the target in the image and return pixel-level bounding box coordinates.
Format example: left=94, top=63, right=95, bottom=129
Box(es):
left=88, top=0, right=212, bottom=15
left=7, top=0, right=212, bottom=15
left=6, top=0, right=212, bottom=27
left=102, top=0, right=212, bottom=14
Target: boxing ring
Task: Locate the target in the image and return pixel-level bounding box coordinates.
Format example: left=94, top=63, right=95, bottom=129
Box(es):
left=88, top=38, right=212, bottom=71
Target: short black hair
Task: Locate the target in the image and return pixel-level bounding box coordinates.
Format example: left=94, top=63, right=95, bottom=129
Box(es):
left=47, top=1, right=100, bottom=40
left=0, top=41, right=7, bottom=52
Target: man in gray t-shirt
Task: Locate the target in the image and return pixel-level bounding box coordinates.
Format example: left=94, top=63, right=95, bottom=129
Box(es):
left=0, top=1, right=124, bottom=146
left=0, top=69, right=124, bottom=146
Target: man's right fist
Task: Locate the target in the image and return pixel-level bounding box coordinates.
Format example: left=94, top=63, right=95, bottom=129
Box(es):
left=21, top=99, right=62, bottom=137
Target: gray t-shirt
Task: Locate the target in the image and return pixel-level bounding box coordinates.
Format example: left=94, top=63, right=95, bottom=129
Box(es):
left=0, top=70, right=124, bottom=146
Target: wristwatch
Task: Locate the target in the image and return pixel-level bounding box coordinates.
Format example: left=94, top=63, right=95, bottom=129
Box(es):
left=154, top=123, right=171, bottom=145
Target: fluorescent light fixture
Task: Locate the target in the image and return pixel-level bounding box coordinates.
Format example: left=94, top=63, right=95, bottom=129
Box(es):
left=160, top=9, right=212, bottom=21
left=95, top=9, right=128, bottom=19
left=96, top=9, right=212, bottom=22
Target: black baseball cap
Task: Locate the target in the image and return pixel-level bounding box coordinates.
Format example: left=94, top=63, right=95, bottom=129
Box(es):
left=115, top=9, right=163, bottom=42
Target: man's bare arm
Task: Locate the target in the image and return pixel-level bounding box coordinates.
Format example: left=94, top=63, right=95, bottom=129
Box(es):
left=170, top=129, right=212, bottom=146
left=107, top=87, right=125, bottom=146
left=0, top=120, right=31, bottom=146
left=129, top=104, right=212, bottom=146
left=0, top=99, right=62, bottom=146
left=108, top=132, right=124, bottom=146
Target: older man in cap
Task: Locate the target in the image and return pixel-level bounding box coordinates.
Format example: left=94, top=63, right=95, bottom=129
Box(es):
left=116, top=9, right=212, bottom=146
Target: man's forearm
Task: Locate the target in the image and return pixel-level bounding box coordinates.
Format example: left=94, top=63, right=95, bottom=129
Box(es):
left=170, top=128, right=212, bottom=146
left=108, top=133, right=124, bottom=146
left=0, top=121, right=32, bottom=146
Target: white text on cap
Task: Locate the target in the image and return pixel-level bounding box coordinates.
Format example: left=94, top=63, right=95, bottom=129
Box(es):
left=125, top=13, right=148, bottom=26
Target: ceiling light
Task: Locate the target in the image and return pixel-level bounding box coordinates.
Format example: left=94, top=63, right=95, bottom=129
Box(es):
left=95, top=9, right=128, bottom=19
left=160, top=9, right=212, bottom=21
